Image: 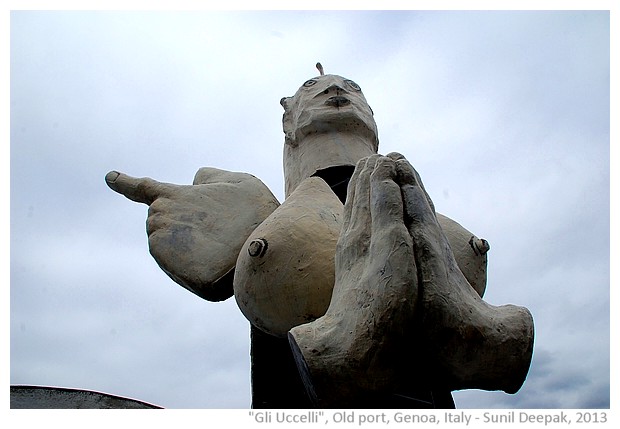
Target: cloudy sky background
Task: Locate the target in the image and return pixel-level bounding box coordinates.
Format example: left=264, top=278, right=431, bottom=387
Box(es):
left=9, top=7, right=612, bottom=410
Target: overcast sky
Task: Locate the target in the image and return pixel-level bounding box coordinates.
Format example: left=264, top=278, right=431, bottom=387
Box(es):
left=9, top=7, right=612, bottom=411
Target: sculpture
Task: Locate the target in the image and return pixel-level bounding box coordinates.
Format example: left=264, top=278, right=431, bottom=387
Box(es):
left=106, top=64, right=534, bottom=408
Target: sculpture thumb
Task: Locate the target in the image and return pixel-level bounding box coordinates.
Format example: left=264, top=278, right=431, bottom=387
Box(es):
left=105, top=171, right=172, bottom=205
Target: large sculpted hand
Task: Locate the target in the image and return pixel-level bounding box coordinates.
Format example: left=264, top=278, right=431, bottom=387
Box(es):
left=394, top=153, right=533, bottom=393
left=289, top=153, right=534, bottom=407
left=289, top=154, right=420, bottom=406
left=105, top=168, right=279, bottom=301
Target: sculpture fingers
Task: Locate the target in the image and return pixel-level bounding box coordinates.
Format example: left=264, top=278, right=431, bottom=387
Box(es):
left=390, top=154, right=436, bottom=215
left=368, top=157, right=417, bottom=295
left=369, top=156, right=404, bottom=232
left=367, top=156, right=418, bottom=335
left=395, top=159, right=448, bottom=281
left=288, top=156, right=420, bottom=407
left=341, top=155, right=377, bottom=236
left=337, top=155, right=381, bottom=261
left=163, top=180, right=279, bottom=302
left=107, top=170, right=280, bottom=302
left=387, top=153, right=489, bottom=296
left=105, top=171, right=175, bottom=205
left=394, top=159, right=534, bottom=394
left=340, top=157, right=364, bottom=233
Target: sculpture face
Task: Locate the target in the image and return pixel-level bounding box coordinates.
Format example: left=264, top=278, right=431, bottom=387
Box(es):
left=281, top=74, right=378, bottom=146
left=281, top=74, right=379, bottom=197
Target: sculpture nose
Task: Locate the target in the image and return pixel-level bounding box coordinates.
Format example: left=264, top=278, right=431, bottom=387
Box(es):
left=323, top=84, right=345, bottom=95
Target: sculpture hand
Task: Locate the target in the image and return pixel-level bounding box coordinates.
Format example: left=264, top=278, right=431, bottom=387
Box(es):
left=390, top=152, right=534, bottom=393
left=335, top=154, right=419, bottom=351
left=288, top=155, right=419, bottom=406
left=289, top=154, right=534, bottom=406
left=105, top=168, right=279, bottom=301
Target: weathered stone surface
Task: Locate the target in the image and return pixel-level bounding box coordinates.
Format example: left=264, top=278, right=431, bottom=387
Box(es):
left=288, top=155, right=420, bottom=406
left=437, top=213, right=489, bottom=298
left=105, top=168, right=279, bottom=301
left=288, top=154, right=534, bottom=407
left=394, top=152, right=534, bottom=394
left=234, top=176, right=343, bottom=337
left=281, top=74, right=378, bottom=198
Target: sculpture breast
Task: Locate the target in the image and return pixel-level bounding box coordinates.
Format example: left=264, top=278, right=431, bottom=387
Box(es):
left=234, top=177, right=343, bottom=337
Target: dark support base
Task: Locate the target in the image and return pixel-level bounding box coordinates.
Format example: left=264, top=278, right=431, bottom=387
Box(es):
left=250, top=324, right=455, bottom=409
left=250, top=325, right=313, bottom=408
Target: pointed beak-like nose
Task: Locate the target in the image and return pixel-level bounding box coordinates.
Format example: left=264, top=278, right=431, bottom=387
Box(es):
left=324, top=84, right=346, bottom=95
left=321, top=84, right=350, bottom=107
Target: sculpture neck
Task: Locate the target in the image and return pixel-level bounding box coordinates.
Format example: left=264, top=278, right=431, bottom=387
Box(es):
left=283, top=132, right=378, bottom=199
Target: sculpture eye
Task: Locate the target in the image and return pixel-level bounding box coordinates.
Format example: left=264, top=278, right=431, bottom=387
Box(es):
left=345, top=80, right=361, bottom=91
left=303, top=79, right=318, bottom=87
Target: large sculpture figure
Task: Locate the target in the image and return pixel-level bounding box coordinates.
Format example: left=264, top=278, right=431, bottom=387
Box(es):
left=105, top=64, right=534, bottom=408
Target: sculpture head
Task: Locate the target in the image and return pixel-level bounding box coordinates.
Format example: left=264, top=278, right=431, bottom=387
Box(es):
left=281, top=67, right=379, bottom=198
